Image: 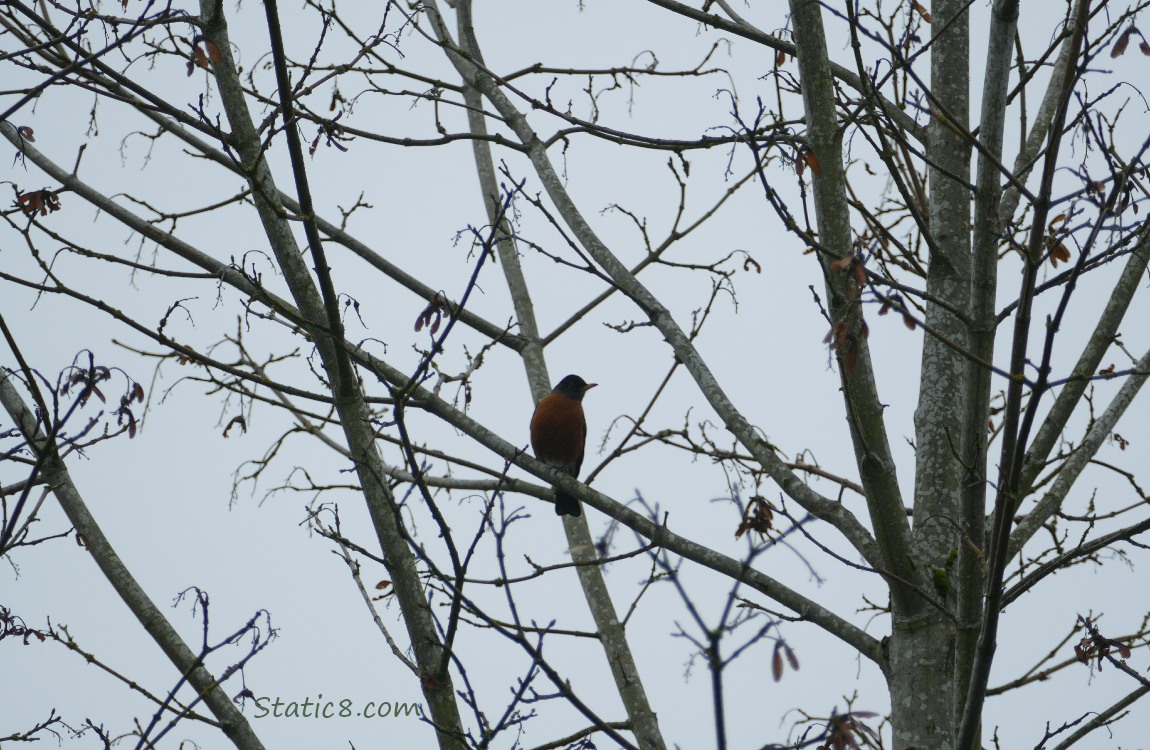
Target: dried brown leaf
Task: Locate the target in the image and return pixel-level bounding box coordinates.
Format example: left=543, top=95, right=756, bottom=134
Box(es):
left=1049, top=242, right=1072, bottom=268
left=803, top=149, right=823, bottom=176
left=17, top=189, right=61, bottom=217
left=17, top=192, right=41, bottom=216
left=829, top=255, right=854, bottom=272
left=843, top=338, right=858, bottom=372
left=784, top=643, right=799, bottom=670
left=1112, top=27, right=1133, bottom=57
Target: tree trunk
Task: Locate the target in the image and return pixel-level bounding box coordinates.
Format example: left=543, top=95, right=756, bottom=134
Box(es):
left=891, top=0, right=971, bottom=746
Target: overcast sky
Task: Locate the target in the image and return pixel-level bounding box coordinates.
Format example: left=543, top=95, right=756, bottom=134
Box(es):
left=4, top=1, right=1149, bottom=748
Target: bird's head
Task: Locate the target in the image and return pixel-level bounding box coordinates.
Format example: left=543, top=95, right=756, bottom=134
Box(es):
left=552, top=374, right=597, bottom=401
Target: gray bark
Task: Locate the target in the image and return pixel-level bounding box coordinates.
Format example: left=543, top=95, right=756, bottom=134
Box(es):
left=197, top=2, right=467, bottom=746
left=891, top=0, right=972, bottom=745
left=956, top=0, right=1019, bottom=736
left=0, top=374, right=267, bottom=750
left=450, top=3, right=667, bottom=747
left=787, top=0, right=917, bottom=607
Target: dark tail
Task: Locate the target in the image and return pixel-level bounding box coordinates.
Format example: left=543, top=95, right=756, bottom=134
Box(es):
left=554, top=491, right=582, bottom=517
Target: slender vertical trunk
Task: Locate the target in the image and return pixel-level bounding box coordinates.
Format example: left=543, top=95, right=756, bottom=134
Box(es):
left=956, top=0, right=1020, bottom=736
left=448, top=5, right=668, bottom=747
left=891, top=1, right=971, bottom=748
left=199, top=3, right=467, bottom=746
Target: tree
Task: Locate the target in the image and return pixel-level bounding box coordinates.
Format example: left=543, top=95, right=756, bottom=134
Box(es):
left=3, top=1, right=1149, bottom=748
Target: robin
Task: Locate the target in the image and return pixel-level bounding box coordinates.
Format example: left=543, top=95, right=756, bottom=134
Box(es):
left=530, top=374, right=597, bottom=517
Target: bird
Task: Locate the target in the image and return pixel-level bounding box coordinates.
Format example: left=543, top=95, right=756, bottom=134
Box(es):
left=530, top=374, right=597, bottom=517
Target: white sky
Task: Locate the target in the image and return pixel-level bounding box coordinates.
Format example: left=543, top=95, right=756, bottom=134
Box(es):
left=3, top=1, right=1149, bottom=748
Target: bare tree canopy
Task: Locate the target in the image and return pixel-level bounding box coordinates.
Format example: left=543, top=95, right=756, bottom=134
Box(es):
left=3, top=1, right=1150, bottom=749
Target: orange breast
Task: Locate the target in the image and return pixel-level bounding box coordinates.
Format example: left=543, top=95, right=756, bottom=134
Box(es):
left=530, top=393, right=587, bottom=476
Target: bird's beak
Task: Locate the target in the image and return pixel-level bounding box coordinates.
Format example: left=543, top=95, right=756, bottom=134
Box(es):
left=583, top=383, right=598, bottom=392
